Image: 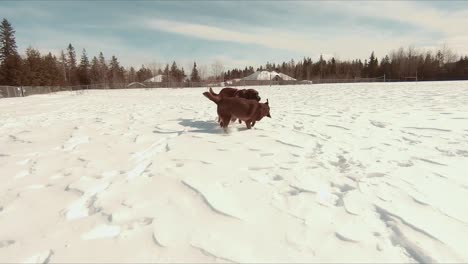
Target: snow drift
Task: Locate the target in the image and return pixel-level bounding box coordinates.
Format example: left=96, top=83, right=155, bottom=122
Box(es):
left=0, top=81, right=467, bottom=263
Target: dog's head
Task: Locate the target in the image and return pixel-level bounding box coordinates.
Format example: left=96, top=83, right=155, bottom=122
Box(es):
left=260, top=99, right=271, bottom=119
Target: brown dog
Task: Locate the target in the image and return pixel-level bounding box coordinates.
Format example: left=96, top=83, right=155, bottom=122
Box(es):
left=210, top=87, right=261, bottom=102
left=203, top=91, right=271, bottom=131
left=209, top=87, right=261, bottom=123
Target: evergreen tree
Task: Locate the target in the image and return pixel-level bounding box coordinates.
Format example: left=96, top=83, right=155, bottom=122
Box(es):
left=170, top=61, right=184, bottom=82
left=136, top=65, right=152, bottom=82
left=43, top=52, right=63, bottom=86
left=108, top=55, right=123, bottom=87
left=128, top=66, right=136, bottom=83
left=379, top=55, right=391, bottom=79
left=98, top=52, right=108, bottom=86
left=180, top=67, right=186, bottom=82
left=67, top=43, right=78, bottom=85
left=330, top=57, right=337, bottom=77
left=78, top=49, right=91, bottom=85
left=318, top=55, right=325, bottom=78
left=0, top=18, right=18, bottom=62
left=23, top=47, right=43, bottom=86
left=0, top=18, right=21, bottom=85
left=367, top=51, right=378, bottom=77
left=190, top=62, right=200, bottom=82
left=90, top=56, right=99, bottom=84
left=162, top=64, right=170, bottom=82
left=59, top=50, right=68, bottom=84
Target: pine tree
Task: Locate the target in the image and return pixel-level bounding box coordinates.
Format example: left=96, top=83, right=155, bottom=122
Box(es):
left=67, top=43, right=78, bottom=85
left=23, top=47, right=43, bottom=86
left=128, top=66, right=136, bottom=83
left=0, top=18, right=21, bottom=85
left=318, top=55, right=325, bottom=79
left=180, top=67, right=186, bottom=82
left=136, top=65, right=152, bottom=82
left=190, top=62, right=201, bottom=82
left=43, top=52, right=63, bottom=86
left=330, top=57, right=337, bottom=77
left=108, top=55, right=123, bottom=87
left=59, top=50, right=68, bottom=84
left=90, top=56, right=98, bottom=84
left=162, top=64, right=170, bottom=82
left=367, top=51, right=378, bottom=77
left=379, top=55, right=391, bottom=79
left=98, top=52, right=108, bottom=86
left=170, top=61, right=179, bottom=82
left=0, top=18, right=18, bottom=62
left=78, top=49, right=91, bottom=85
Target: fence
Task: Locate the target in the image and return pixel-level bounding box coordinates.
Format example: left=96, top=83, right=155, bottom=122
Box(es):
left=0, top=86, right=23, bottom=98
left=0, top=85, right=78, bottom=98
left=0, top=76, right=387, bottom=99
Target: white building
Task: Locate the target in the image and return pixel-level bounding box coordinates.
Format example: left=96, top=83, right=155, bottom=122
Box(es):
left=242, top=71, right=296, bottom=81
left=144, top=75, right=163, bottom=83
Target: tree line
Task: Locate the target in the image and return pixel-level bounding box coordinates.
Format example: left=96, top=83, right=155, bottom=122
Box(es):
left=1, top=18, right=468, bottom=87
left=225, top=49, right=468, bottom=81
left=224, top=46, right=468, bottom=81
left=0, top=19, right=202, bottom=87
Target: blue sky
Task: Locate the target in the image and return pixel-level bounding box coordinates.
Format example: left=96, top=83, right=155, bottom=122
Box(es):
left=2, top=1, right=468, bottom=71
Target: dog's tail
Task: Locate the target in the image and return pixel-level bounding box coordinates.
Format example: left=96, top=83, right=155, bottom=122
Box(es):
left=209, top=87, right=219, bottom=96
left=203, top=91, right=221, bottom=104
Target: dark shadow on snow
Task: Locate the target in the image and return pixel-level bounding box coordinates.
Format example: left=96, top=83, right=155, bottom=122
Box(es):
left=178, top=119, right=223, bottom=134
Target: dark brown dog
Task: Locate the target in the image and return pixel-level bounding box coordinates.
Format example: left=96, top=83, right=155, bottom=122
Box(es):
left=210, top=87, right=261, bottom=102
left=209, top=87, right=261, bottom=123
left=203, top=91, right=271, bottom=131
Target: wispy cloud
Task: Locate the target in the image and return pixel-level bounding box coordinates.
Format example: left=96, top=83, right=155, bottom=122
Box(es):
left=143, top=17, right=428, bottom=61
left=5, top=1, right=468, bottom=69
left=320, top=1, right=468, bottom=54
left=145, top=18, right=316, bottom=54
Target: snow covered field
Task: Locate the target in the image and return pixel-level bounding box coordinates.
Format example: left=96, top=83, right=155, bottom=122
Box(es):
left=1, top=81, right=468, bottom=263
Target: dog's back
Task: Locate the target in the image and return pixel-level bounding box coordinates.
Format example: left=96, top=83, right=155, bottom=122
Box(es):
left=211, top=87, right=261, bottom=102
left=211, top=87, right=239, bottom=98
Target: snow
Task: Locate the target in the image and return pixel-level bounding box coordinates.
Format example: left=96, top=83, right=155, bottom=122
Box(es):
left=1, top=81, right=468, bottom=262
left=242, top=70, right=296, bottom=81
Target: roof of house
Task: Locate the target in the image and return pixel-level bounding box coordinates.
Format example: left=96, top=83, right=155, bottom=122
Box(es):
left=242, top=71, right=296, bottom=81
left=144, top=75, right=163, bottom=82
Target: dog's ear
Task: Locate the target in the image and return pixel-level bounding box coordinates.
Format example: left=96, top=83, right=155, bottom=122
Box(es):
left=266, top=99, right=269, bottom=105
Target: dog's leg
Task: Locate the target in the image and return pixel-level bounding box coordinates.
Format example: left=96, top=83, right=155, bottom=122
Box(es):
left=238, top=119, right=242, bottom=124
left=251, top=121, right=256, bottom=127
left=245, top=120, right=252, bottom=129
left=220, top=115, right=231, bottom=132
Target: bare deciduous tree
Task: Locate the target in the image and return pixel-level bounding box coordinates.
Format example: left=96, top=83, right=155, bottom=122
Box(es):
left=211, top=60, right=224, bottom=81
left=147, top=61, right=162, bottom=76
left=197, top=64, right=208, bottom=81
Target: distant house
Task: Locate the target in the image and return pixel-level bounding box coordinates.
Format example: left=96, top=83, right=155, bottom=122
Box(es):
left=144, top=75, right=190, bottom=83
left=225, top=78, right=242, bottom=85
left=126, top=82, right=147, bottom=88
left=144, top=75, right=163, bottom=83
left=242, top=71, right=296, bottom=81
